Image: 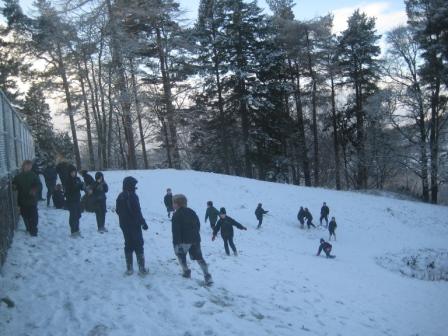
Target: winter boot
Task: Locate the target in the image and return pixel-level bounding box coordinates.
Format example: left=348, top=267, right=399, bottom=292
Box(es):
left=198, top=260, right=212, bottom=285
left=136, top=254, right=149, bottom=276
left=177, top=255, right=191, bottom=278
left=125, top=252, right=134, bottom=275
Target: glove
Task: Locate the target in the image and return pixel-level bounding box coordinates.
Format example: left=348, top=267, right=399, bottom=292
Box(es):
left=142, top=223, right=148, bottom=230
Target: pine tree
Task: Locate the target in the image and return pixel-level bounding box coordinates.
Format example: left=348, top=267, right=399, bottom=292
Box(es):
left=337, top=10, right=381, bottom=189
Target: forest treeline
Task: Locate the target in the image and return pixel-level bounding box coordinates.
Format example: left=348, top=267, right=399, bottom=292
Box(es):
left=0, top=0, right=447, bottom=203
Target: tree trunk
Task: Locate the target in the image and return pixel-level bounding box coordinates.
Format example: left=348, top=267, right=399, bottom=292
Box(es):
left=156, top=26, right=180, bottom=169
left=77, top=66, right=95, bottom=170
left=429, top=82, right=440, bottom=204
left=107, top=66, right=114, bottom=167
left=56, top=42, right=81, bottom=168
left=129, top=57, right=149, bottom=169
left=291, top=61, right=311, bottom=186
left=106, top=0, right=137, bottom=169
left=330, top=72, right=341, bottom=190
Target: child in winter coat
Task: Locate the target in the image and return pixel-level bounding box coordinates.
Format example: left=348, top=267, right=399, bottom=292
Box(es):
left=92, top=172, right=108, bottom=233
left=320, top=202, right=330, bottom=227
left=304, top=208, right=316, bottom=229
left=12, top=160, right=40, bottom=236
left=255, top=203, right=268, bottom=229
left=297, top=206, right=305, bottom=229
left=205, top=201, right=219, bottom=230
left=80, top=170, right=95, bottom=187
left=172, top=194, right=212, bottom=285
left=213, top=208, right=247, bottom=256
left=52, top=184, right=65, bottom=209
left=328, top=217, right=337, bottom=241
left=65, top=165, right=84, bottom=237
left=116, top=176, right=149, bottom=276
left=164, top=188, right=174, bottom=218
left=316, top=238, right=335, bottom=258
left=80, top=186, right=96, bottom=213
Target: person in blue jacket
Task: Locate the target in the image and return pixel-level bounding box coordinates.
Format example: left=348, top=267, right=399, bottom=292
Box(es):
left=116, top=176, right=149, bottom=276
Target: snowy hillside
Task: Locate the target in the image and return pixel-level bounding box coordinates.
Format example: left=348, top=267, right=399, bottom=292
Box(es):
left=1, top=169, right=448, bottom=336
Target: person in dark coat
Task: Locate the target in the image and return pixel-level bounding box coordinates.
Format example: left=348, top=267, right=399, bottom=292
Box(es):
left=320, top=202, right=330, bottom=227
left=80, top=170, right=95, bottom=187
left=316, top=238, right=335, bottom=258
left=255, top=203, right=268, bottom=229
left=80, top=186, right=96, bottom=213
left=12, top=160, right=40, bottom=236
left=52, top=184, right=65, bottom=209
left=92, top=172, right=108, bottom=233
left=304, top=208, right=316, bottom=229
left=328, top=217, right=337, bottom=241
left=172, top=194, right=212, bottom=284
left=43, top=162, right=58, bottom=206
left=204, top=201, right=219, bottom=230
left=164, top=188, right=174, bottom=218
left=116, top=176, right=149, bottom=276
left=65, top=165, right=84, bottom=237
left=56, top=161, right=70, bottom=192
left=213, top=208, right=247, bottom=256
left=32, top=160, right=44, bottom=201
left=297, top=206, right=306, bottom=229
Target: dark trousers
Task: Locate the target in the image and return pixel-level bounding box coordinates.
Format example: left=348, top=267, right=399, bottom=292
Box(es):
left=257, top=217, right=263, bottom=228
left=121, top=226, right=144, bottom=255
left=223, top=237, right=237, bottom=255
left=95, top=206, right=106, bottom=230
left=46, top=183, right=55, bottom=206
left=307, top=219, right=316, bottom=229
left=320, top=214, right=328, bottom=226
left=210, top=220, right=217, bottom=230
left=20, top=205, right=38, bottom=236
left=67, top=202, right=81, bottom=234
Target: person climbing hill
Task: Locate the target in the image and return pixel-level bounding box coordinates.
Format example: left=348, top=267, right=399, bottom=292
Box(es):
left=213, top=208, right=247, bottom=256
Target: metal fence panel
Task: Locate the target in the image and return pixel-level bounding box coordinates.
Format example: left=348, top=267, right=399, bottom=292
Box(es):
left=0, top=90, right=35, bottom=267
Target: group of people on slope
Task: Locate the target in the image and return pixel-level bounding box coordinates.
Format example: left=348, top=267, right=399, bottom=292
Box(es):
left=297, top=202, right=337, bottom=241
left=13, top=160, right=109, bottom=237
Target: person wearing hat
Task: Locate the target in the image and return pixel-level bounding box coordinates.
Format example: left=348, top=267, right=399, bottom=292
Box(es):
left=65, top=165, right=84, bottom=237
left=80, top=170, right=95, bottom=188
left=328, top=217, right=337, bottom=241
left=116, top=176, right=149, bottom=276
left=164, top=188, right=174, bottom=218
left=204, top=201, right=219, bottom=230
left=213, top=208, right=247, bottom=256
left=12, top=160, right=41, bottom=236
left=316, top=238, right=335, bottom=258
left=255, top=203, right=269, bottom=229
left=171, top=194, right=212, bottom=285
left=320, top=202, right=330, bottom=227
left=92, top=171, right=109, bottom=233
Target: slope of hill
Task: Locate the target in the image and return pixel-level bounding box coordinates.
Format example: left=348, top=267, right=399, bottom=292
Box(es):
left=1, top=169, right=447, bottom=336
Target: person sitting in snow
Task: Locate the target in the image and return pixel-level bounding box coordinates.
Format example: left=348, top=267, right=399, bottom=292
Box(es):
left=92, top=172, right=108, bottom=233
left=304, top=208, right=316, bottom=229
left=164, top=188, right=174, bottom=218
left=297, top=206, right=306, bottom=229
left=205, top=201, right=219, bottom=230
left=328, top=217, right=337, bottom=241
left=171, top=194, right=212, bottom=285
left=116, top=176, right=149, bottom=276
left=65, top=165, right=84, bottom=237
left=213, top=208, right=247, bottom=256
left=52, top=184, right=65, bottom=209
left=255, top=203, right=269, bottom=229
left=316, top=238, right=335, bottom=258
left=320, top=202, right=330, bottom=227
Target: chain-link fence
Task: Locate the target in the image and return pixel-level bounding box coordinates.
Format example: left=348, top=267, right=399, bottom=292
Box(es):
left=0, top=90, right=35, bottom=267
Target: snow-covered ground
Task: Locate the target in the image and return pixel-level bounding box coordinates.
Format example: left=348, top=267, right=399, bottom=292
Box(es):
left=1, top=169, right=447, bottom=336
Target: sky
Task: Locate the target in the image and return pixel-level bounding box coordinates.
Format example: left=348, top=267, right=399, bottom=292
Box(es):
left=17, top=0, right=408, bottom=34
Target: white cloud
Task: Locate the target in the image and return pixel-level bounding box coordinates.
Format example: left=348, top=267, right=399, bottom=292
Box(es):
left=331, top=2, right=407, bottom=34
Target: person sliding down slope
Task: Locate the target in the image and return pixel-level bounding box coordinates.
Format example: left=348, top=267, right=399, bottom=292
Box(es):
left=316, top=238, right=335, bottom=258
left=212, top=208, right=247, bottom=256
left=255, top=203, right=269, bottom=229
left=171, top=194, right=212, bottom=286
left=116, top=176, right=149, bottom=276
